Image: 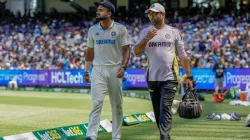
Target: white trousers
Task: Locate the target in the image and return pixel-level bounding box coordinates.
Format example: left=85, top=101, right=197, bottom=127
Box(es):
left=8, top=81, right=18, bottom=89
left=86, top=65, right=123, bottom=140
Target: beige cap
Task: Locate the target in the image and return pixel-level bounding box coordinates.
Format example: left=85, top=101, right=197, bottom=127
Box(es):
left=145, top=3, right=165, bottom=14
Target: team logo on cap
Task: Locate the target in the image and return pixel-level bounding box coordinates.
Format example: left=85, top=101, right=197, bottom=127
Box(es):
left=151, top=4, right=155, bottom=8
left=165, top=34, right=171, bottom=39
left=111, top=31, right=116, bottom=36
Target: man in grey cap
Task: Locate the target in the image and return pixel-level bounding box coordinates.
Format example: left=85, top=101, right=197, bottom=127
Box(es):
left=84, top=1, right=131, bottom=140
left=134, top=3, right=194, bottom=140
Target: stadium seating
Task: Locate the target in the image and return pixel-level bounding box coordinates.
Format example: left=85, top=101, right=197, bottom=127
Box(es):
left=0, top=13, right=249, bottom=70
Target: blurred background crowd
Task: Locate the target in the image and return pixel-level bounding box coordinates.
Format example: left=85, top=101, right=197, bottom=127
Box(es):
left=0, top=0, right=250, bottom=70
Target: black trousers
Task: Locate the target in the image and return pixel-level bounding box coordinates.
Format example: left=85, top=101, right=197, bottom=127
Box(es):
left=147, top=80, right=178, bottom=140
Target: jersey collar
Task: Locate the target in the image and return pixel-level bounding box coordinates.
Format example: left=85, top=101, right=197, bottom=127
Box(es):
left=98, top=20, right=114, bottom=30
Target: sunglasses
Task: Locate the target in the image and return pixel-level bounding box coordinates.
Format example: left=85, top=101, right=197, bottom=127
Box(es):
left=147, top=12, right=159, bottom=18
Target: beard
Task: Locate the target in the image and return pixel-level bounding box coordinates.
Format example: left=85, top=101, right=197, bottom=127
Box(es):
left=96, top=15, right=108, bottom=21
left=151, top=19, right=161, bottom=26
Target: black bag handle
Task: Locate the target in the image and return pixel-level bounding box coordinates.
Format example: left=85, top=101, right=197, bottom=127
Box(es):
left=182, top=89, right=198, bottom=101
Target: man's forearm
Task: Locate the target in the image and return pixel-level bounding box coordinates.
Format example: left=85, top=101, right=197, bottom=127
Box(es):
left=180, top=56, right=192, bottom=76
left=85, top=61, right=92, bottom=72
left=122, top=46, right=130, bottom=67
left=134, top=39, right=148, bottom=56
left=85, top=48, right=94, bottom=71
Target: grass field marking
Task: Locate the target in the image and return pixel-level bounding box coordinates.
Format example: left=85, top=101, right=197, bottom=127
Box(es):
left=224, top=132, right=250, bottom=140
left=0, top=91, right=92, bottom=100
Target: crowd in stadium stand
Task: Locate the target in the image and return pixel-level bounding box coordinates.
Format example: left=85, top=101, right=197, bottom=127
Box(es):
left=128, top=13, right=250, bottom=69
left=0, top=10, right=250, bottom=70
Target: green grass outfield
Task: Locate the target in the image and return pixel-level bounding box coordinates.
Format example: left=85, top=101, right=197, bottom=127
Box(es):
left=0, top=90, right=250, bottom=140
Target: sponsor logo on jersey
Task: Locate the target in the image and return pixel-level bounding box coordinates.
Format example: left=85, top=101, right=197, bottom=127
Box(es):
left=96, top=39, right=116, bottom=44
left=148, top=42, right=171, bottom=47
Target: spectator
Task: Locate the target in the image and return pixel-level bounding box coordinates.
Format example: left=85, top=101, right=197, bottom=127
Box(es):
left=0, top=11, right=249, bottom=70
left=213, top=59, right=226, bottom=94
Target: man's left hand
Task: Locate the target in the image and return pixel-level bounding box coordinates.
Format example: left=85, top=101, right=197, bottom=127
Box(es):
left=117, top=67, right=125, bottom=78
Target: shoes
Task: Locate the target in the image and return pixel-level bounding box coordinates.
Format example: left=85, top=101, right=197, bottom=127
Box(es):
left=171, top=107, right=177, bottom=114
left=85, top=137, right=92, bottom=140
left=206, top=113, right=215, bottom=120
left=206, top=113, right=221, bottom=120
left=231, top=112, right=242, bottom=121
left=221, top=113, right=231, bottom=120
left=206, top=112, right=242, bottom=121
left=244, top=114, right=250, bottom=127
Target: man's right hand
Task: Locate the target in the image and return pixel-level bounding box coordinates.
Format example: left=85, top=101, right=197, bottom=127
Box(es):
left=185, top=75, right=195, bottom=90
left=145, top=28, right=157, bottom=40
left=84, top=72, right=90, bottom=84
